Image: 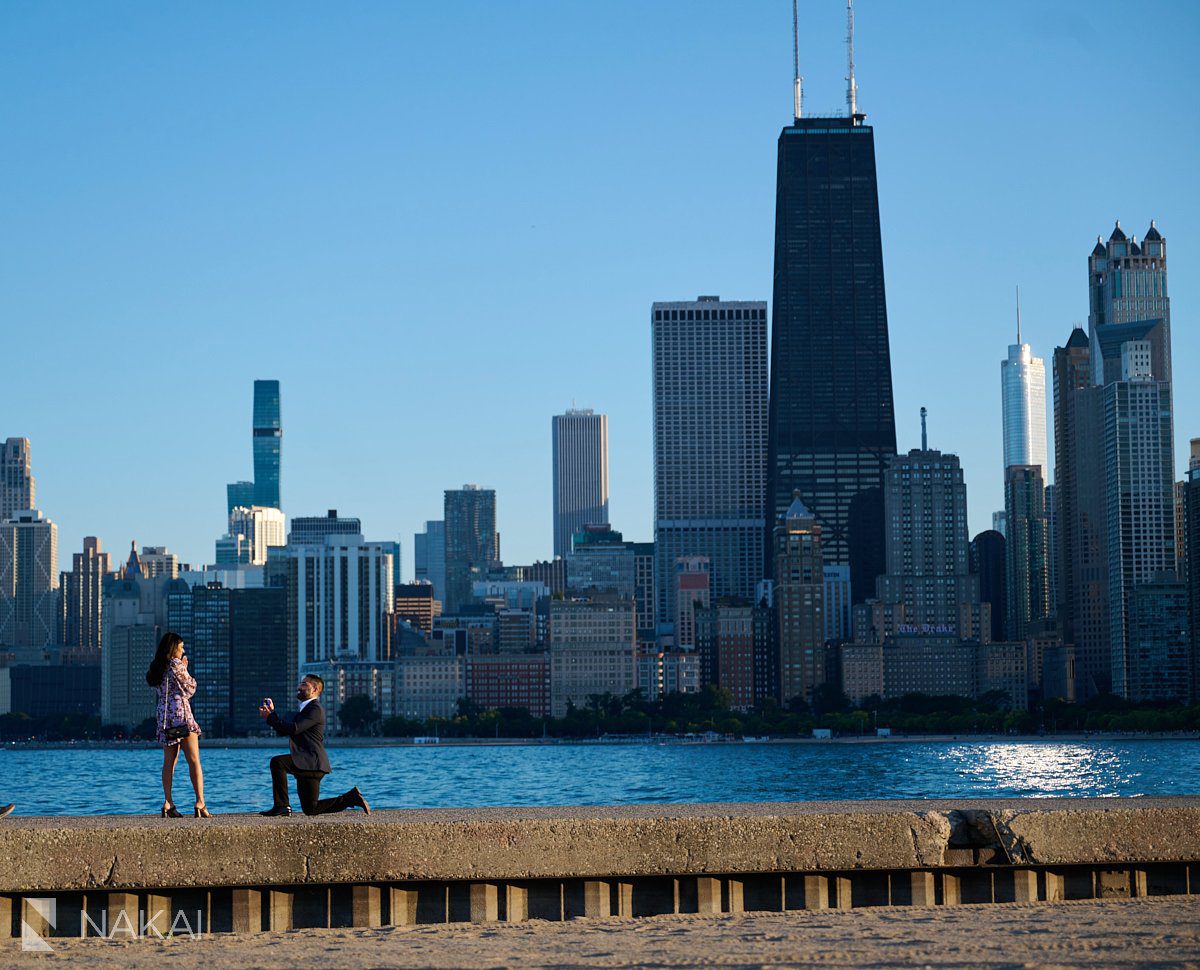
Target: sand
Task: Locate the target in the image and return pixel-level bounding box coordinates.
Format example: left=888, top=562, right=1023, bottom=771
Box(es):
left=5, top=896, right=1199, bottom=968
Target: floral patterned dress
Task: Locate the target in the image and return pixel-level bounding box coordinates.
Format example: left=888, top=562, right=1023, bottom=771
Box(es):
left=155, top=657, right=202, bottom=746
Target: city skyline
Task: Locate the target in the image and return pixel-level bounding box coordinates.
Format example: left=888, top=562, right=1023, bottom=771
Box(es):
left=4, top=1, right=1199, bottom=573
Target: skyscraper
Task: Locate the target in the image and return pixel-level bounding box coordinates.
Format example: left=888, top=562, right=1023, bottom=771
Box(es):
left=0, top=509, right=59, bottom=650
left=652, top=296, right=767, bottom=633
left=0, top=438, right=34, bottom=522
left=1053, top=327, right=1108, bottom=694
left=1004, top=465, right=1050, bottom=640
left=773, top=494, right=825, bottom=704
left=970, top=530, right=1007, bottom=643
left=414, top=520, right=446, bottom=603
left=552, top=409, right=609, bottom=560
left=1000, top=303, right=1048, bottom=473
left=60, top=536, right=111, bottom=653
left=765, top=28, right=897, bottom=606
left=227, top=380, right=282, bottom=514
left=443, top=485, right=499, bottom=614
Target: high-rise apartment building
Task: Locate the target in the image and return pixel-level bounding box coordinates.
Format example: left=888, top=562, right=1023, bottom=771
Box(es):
left=548, top=594, right=636, bottom=717
left=288, top=510, right=361, bottom=545
left=773, top=495, right=825, bottom=704
left=673, top=555, right=712, bottom=652
left=227, top=380, right=282, bottom=513
left=1185, top=464, right=1200, bottom=702
left=414, top=520, right=446, bottom=602
left=694, top=600, right=770, bottom=711
left=443, top=486, right=499, bottom=614
left=1001, top=317, right=1048, bottom=473
left=566, top=525, right=635, bottom=598
left=765, top=100, right=897, bottom=605
left=1005, top=466, right=1050, bottom=641
left=60, top=537, right=111, bottom=653
left=1053, top=327, right=1108, bottom=695
left=1126, top=577, right=1190, bottom=703
left=1088, top=222, right=1170, bottom=385
left=394, top=581, right=441, bottom=636
left=223, top=505, right=286, bottom=566
left=874, top=444, right=982, bottom=637
left=0, top=509, right=59, bottom=650
left=0, top=438, right=34, bottom=521
left=552, top=410, right=609, bottom=559
left=652, top=296, right=766, bottom=632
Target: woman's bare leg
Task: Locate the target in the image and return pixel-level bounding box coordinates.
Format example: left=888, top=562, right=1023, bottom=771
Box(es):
left=180, top=733, right=205, bottom=806
left=161, top=744, right=180, bottom=806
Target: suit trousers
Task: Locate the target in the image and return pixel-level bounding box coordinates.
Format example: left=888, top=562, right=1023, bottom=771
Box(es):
left=270, top=754, right=350, bottom=815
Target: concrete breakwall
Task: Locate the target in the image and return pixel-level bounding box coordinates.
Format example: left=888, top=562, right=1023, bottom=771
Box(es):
left=1, top=798, right=1198, bottom=936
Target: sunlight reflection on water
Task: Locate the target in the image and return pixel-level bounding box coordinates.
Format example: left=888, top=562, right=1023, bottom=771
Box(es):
left=0, top=738, right=1195, bottom=816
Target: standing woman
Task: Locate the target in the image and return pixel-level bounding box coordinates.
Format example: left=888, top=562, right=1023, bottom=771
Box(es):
left=145, top=632, right=211, bottom=817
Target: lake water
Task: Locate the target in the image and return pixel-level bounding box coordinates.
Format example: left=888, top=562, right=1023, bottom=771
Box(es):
left=1, top=739, right=1197, bottom=816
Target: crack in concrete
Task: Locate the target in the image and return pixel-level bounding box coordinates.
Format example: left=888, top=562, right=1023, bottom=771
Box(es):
left=103, top=856, right=117, bottom=886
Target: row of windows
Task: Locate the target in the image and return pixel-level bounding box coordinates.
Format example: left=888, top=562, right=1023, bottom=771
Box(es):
left=654, top=309, right=766, bottom=322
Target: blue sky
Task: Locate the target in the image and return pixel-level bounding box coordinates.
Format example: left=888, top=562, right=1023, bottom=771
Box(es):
left=3, top=1, right=1198, bottom=577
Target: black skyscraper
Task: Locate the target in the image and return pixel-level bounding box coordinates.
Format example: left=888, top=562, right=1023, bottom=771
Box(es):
left=765, top=113, right=896, bottom=604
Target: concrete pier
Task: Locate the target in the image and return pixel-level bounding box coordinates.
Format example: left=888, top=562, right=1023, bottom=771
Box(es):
left=0, top=798, right=1197, bottom=937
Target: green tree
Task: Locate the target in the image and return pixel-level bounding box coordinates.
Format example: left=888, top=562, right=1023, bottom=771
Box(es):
left=338, top=695, right=380, bottom=736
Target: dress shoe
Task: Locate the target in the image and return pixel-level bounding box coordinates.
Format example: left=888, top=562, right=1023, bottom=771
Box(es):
left=259, top=806, right=292, bottom=817
left=347, top=787, right=371, bottom=815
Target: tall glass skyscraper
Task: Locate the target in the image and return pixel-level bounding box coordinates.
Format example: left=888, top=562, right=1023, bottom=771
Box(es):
left=1000, top=324, right=1048, bottom=472
left=765, top=111, right=896, bottom=604
left=252, top=379, right=282, bottom=509
left=551, top=409, right=610, bottom=559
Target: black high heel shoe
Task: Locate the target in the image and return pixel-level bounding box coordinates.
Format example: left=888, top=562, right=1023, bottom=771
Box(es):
left=161, top=801, right=183, bottom=818
left=193, top=802, right=212, bottom=818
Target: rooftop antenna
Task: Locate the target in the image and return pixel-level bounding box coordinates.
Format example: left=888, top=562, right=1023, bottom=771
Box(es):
left=792, top=0, right=803, bottom=120
left=846, top=0, right=858, bottom=119
left=1015, top=285, right=1022, bottom=345
left=920, top=407, right=928, bottom=451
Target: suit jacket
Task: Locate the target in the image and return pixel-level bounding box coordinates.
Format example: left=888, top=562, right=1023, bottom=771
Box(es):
left=267, top=700, right=332, bottom=774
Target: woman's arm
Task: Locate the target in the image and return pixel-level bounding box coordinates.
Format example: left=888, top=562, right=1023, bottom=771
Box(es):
left=169, top=657, right=197, bottom=698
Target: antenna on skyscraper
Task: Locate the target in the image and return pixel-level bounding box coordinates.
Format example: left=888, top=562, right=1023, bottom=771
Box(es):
left=846, top=0, right=858, bottom=119
left=792, top=0, right=803, bottom=120
left=1015, top=285, right=1022, bottom=344
left=920, top=407, right=928, bottom=451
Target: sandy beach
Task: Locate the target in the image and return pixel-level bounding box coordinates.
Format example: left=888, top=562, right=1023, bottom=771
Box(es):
left=7, top=896, right=1198, bottom=968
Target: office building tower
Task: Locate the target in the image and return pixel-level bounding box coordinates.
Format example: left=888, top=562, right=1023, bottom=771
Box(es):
left=673, top=555, right=712, bottom=651
left=226, top=380, right=282, bottom=514
left=632, top=542, right=656, bottom=647
left=252, top=380, right=282, bottom=508
left=135, top=545, right=179, bottom=580
left=1053, top=327, right=1108, bottom=695
left=414, top=520, right=446, bottom=602
left=394, top=582, right=441, bottom=636
left=0, top=509, right=59, bottom=650
left=552, top=409, right=609, bottom=559
left=225, top=505, right=286, bottom=566
left=60, top=537, right=111, bottom=653
left=652, top=296, right=767, bottom=631
left=1088, top=222, right=1170, bottom=385
left=282, top=525, right=395, bottom=696
left=548, top=594, right=636, bottom=717
left=765, top=54, right=897, bottom=606
left=695, top=600, right=771, bottom=711
left=1101, top=355, right=1175, bottom=699
left=823, top=564, right=851, bottom=644
left=1185, top=464, right=1200, bottom=702
left=167, top=580, right=232, bottom=735
left=970, top=530, right=1008, bottom=643
left=773, top=495, right=825, bottom=704
left=443, top=485, right=499, bottom=614
left=1000, top=306, right=1048, bottom=473
left=0, top=438, right=34, bottom=521
left=1045, top=483, right=1059, bottom=617
left=992, top=511, right=1007, bottom=539
left=288, top=509, right=361, bottom=545
left=228, top=586, right=288, bottom=734
left=1126, top=577, right=1190, bottom=703
left=875, top=441, right=981, bottom=635
left=566, top=525, right=635, bottom=598
left=1004, top=466, right=1050, bottom=640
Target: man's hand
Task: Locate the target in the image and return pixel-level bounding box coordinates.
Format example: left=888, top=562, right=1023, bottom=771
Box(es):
left=258, top=697, right=274, bottom=720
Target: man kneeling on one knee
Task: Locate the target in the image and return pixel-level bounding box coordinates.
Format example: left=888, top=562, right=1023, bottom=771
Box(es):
left=258, top=674, right=371, bottom=817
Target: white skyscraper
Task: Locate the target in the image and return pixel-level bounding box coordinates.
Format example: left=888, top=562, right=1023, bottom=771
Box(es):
left=652, top=296, right=767, bottom=630
left=226, top=505, right=286, bottom=565
left=551, top=409, right=609, bottom=559
left=1000, top=299, right=1048, bottom=473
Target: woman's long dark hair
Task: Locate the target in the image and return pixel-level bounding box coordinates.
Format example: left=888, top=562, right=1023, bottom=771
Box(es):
left=146, top=631, right=184, bottom=687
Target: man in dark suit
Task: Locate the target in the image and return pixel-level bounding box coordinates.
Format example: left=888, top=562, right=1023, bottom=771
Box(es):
left=258, top=673, right=371, bottom=817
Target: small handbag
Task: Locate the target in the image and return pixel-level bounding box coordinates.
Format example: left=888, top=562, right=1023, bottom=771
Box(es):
left=160, top=674, right=191, bottom=742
